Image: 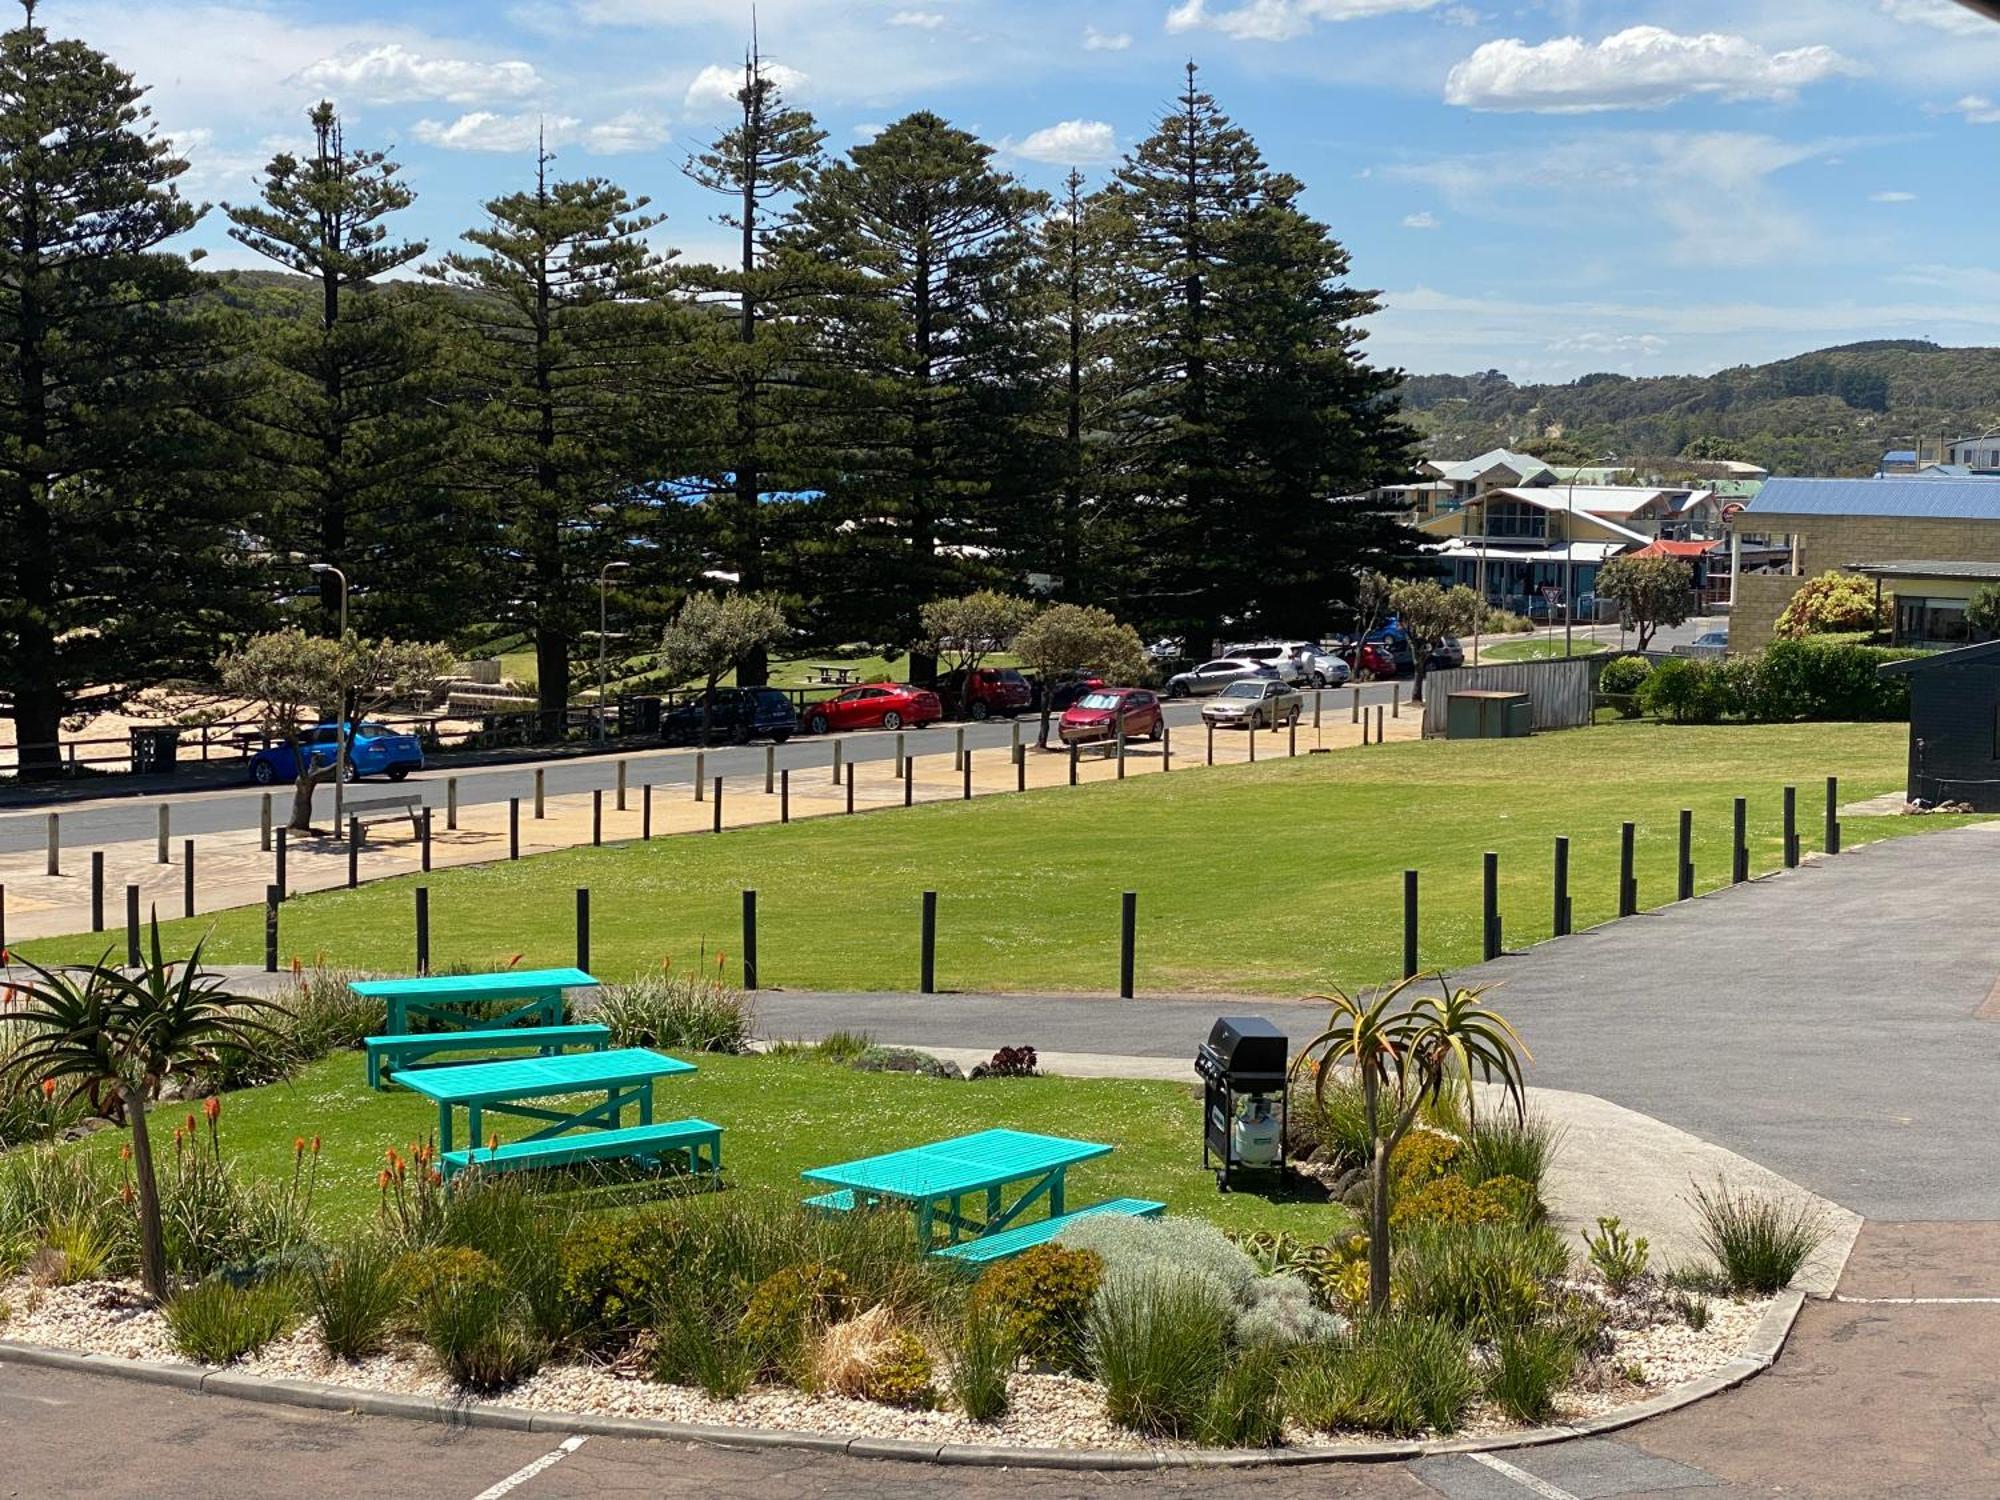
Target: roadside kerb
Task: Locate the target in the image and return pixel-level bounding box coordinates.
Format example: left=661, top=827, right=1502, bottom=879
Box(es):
left=0, top=1291, right=1805, bottom=1471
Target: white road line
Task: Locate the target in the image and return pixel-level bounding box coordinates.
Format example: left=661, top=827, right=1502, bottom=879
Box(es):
left=1468, top=1451, right=1582, bottom=1500
left=1833, top=1294, right=2000, bottom=1304
left=470, top=1435, right=589, bottom=1500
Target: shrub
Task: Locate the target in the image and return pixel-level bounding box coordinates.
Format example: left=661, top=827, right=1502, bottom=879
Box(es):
left=155, top=1111, right=321, bottom=1280
left=949, top=1298, right=1014, bottom=1422
left=432, top=1178, right=577, bottom=1345
left=31, top=1212, right=118, bottom=1287
left=651, top=1282, right=755, bottom=1397
left=596, top=972, right=753, bottom=1054
left=164, top=1277, right=299, bottom=1364
left=1669, top=1290, right=1711, bottom=1330
left=1486, top=1321, right=1578, bottom=1422
left=969, top=1243, right=1102, bottom=1374
left=739, top=1262, right=854, bottom=1379
left=1288, top=1071, right=1370, bottom=1167
left=848, top=1046, right=962, bottom=1079
left=1196, top=1343, right=1287, bottom=1448
left=1231, top=1229, right=1368, bottom=1311
left=1484, top=609, right=1535, bottom=634
left=1390, top=1129, right=1463, bottom=1193
left=1088, top=1270, right=1233, bottom=1438
left=811, top=1305, right=936, bottom=1407
left=969, top=1045, right=1038, bottom=1079
left=764, top=1030, right=872, bottom=1064
left=1476, top=1176, right=1542, bottom=1226
left=557, top=1208, right=686, bottom=1350
left=270, top=968, right=382, bottom=1065
left=1747, top=639, right=1920, bottom=722
left=1235, top=1273, right=1344, bottom=1347
left=0, top=1148, right=126, bottom=1265
left=309, top=1240, right=403, bottom=1361
left=1057, top=1215, right=1257, bottom=1304
left=1393, top=1223, right=1569, bottom=1334
left=1688, top=1180, right=1830, bottom=1293
left=1774, top=571, right=1886, bottom=639
left=1285, top=1315, right=1477, bottom=1437
left=1390, top=1176, right=1510, bottom=1230
left=421, top=1284, right=546, bottom=1392
left=1460, top=1112, right=1564, bottom=1197
left=393, top=1246, right=507, bottom=1330
left=1638, top=656, right=1738, bottom=723
left=1596, top=654, right=1652, bottom=709
left=1584, top=1216, right=1650, bottom=1294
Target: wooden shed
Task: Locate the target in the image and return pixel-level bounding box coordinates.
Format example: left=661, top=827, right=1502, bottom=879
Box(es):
left=1880, top=641, right=2000, bottom=810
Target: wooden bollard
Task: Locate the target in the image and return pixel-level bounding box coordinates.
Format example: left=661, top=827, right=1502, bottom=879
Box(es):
left=764, top=744, right=775, bottom=794
left=1678, top=809, right=1694, bottom=900
left=920, top=890, right=937, bottom=994
left=1403, top=869, right=1419, bottom=978
left=1483, top=851, right=1500, bottom=960
left=157, top=804, right=170, bottom=864
left=46, top=812, right=58, bottom=876
left=533, top=767, right=545, bottom=819
left=832, top=739, right=843, bottom=786
left=1619, top=822, right=1636, bottom=916
left=575, top=888, right=590, bottom=971
left=616, top=759, right=627, bottom=812
left=1554, top=836, right=1571, bottom=936
left=348, top=818, right=360, bottom=888
left=1352, top=686, right=1361, bottom=724
left=125, top=885, right=141, bottom=967
left=713, top=777, right=724, bottom=832
left=695, top=751, right=706, bottom=800
left=895, top=733, right=906, bottom=776
left=1732, top=797, right=1748, bottom=883
left=1826, top=775, right=1840, bottom=856
left=742, top=889, right=758, bottom=990
left=591, top=789, right=602, bottom=846
left=183, top=838, right=195, bottom=919
left=259, top=795, right=272, bottom=853
left=846, top=763, right=856, bottom=814
left=422, top=807, right=434, bottom=870
left=447, top=776, right=459, bottom=830
left=904, top=757, right=914, bottom=806
left=415, top=887, right=430, bottom=974
left=264, top=885, right=279, bottom=973
left=642, top=783, right=653, bottom=840
left=90, top=850, right=104, bottom=931
left=508, top=798, right=520, bottom=860
left=781, top=768, right=791, bottom=823
left=954, top=726, right=965, bottom=772
left=1119, top=891, right=1137, bottom=1000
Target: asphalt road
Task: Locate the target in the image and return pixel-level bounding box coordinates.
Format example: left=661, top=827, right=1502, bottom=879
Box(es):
left=0, top=685, right=1409, bottom=855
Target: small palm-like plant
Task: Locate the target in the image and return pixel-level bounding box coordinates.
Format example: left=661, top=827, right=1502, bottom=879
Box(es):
left=1291, top=973, right=1529, bottom=1311
left=3, top=917, right=273, bottom=1302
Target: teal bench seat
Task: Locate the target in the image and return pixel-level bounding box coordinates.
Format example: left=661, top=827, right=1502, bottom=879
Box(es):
left=931, top=1198, right=1164, bottom=1267
left=363, top=1024, right=611, bottom=1090
left=441, top=1118, right=723, bottom=1181
left=804, top=1189, right=856, bottom=1214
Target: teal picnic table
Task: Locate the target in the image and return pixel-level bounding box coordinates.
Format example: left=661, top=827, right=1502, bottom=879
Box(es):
left=350, top=967, right=598, bottom=1036
left=392, top=1047, right=694, bottom=1165
left=801, top=1128, right=1112, bottom=1249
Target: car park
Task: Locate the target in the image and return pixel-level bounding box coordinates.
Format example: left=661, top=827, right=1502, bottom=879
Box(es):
left=799, top=682, right=944, bottom=734
left=662, top=686, right=798, bottom=745
left=249, top=722, right=423, bottom=786
left=934, top=665, right=1033, bottom=721
left=1200, top=679, right=1303, bottom=730
left=1165, top=657, right=1282, bottom=698
left=1059, top=687, right=1164, bottom=746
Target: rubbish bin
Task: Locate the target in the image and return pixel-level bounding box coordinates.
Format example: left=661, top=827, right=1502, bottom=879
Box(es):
left=129, top=726, right=181, bottom=774
left=1195, top=1016, right=1290, bottom=1191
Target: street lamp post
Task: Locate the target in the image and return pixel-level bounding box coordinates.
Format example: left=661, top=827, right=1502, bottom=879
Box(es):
left=597, top=562, right=630, bottom=744
left=308, top=562, right=349, bottom=831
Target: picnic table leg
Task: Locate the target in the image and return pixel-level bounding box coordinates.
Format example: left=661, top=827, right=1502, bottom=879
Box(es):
left=638, top=1084, right=653, bottom=1128
left=917, top=1199, right=935, bottom=1251
left=466, top=1105, right=482, bottom=1158
left=438, top=1102, right=453, bottom=1158
left=986, top=1185, right=1001, bottom=1235
left=1049, top=1167, right=1066, bottom=1218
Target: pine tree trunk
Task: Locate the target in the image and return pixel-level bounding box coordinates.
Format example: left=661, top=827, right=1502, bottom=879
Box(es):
left=123, top=1082, right=168, bottom=1303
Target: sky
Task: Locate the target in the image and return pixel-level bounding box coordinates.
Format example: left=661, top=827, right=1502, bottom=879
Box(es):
left=40, top=0, right=2000, bottom=383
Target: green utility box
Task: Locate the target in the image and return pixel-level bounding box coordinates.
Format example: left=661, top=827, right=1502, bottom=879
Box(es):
left=1445, top=690, right=1532, bottom=740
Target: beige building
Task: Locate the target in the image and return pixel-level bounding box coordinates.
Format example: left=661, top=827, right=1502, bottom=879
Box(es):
left=1728, top=477, right=2000, bottom=652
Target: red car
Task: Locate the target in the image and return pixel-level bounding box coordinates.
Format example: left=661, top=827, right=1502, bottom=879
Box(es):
left=1059, top=687, right=1164, bottom=746
left=1340, top=640, right=1398, bottom=678
left=937, top=665, right=1034, bottom=721
left=800, top=682, right=943, bottom=735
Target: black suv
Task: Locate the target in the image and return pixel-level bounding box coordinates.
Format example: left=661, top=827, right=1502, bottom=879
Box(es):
left=661, top=687, right=798, bottom=745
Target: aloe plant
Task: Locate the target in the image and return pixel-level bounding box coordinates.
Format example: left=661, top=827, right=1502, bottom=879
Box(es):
left=1291, top=973, right=1529, bottom=1311
left=3, top=917, right=272, bottom=1301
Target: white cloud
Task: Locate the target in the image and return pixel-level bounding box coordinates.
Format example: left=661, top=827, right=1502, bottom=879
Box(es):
left=584, top=111, right=671, bottom=154
left=853, top=122, right=886, bottom=140
left=1871, top=189, right=1918, bottom=201
left=1949, top=92, right=2000, bottom=122
left=295, top=43, right=541, bottom=105
left=412, top=111, right=570, bottom=153
left=683, top=61, right=810, bottom=115
left=1879, top=0, right=1994, bottom=35
left=1083, top=25, right=1133, bottom=49
left=889, top=9, right=946, bottom=26
left=1401, top=210, right=1441, bottom=228
left=1443, top=26, right=1860, bottom=113
left=1011, top=119, right=1117, bottom=164
left=1166, top=0, right=1443, bottom=44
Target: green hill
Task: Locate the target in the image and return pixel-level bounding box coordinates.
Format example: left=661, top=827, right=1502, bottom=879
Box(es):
left=1403, top=340, right=2000, bottom=477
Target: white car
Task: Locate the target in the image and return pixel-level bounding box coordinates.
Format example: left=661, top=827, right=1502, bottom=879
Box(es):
left=1220, top=640, right=1348, bottom=687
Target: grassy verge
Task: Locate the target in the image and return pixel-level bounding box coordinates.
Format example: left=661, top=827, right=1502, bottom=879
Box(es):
left=89, top=1051, right=1342, bottom=1239
left=19, top=723, right=1978, bottom=996
left=1478, top=638, right=1611, bottom=663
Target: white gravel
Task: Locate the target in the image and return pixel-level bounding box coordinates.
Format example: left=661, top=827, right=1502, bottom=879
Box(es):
left=0, top=1271, right=1775, bottom=1451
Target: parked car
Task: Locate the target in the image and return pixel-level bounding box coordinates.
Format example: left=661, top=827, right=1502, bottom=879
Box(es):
left=1221, top=642, right=1317, bottom=686
left=1165, top=657, right=1282, bottom=698
left=1334, top=638, right=1400, bottom=678
left=1300, top=646, right=1353, bottom=688
left=661, top=686, right=797, bottom=746
left=1059, top=687, right=1164, bottom=746
left=1676, top=629, right=1729, bottom=660
left=1427, top=636, right=1466, bottom=671
left=1200, top=679, right=1303, bottom=730
left=799, top=682, right=943, bottom=734
left=248, top=722, right=423, bottom=786
left=934, top=665, right=1033, bottom=721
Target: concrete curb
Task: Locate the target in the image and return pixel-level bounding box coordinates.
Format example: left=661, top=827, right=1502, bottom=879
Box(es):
left=0, top=1291, right=1806, bottom=1471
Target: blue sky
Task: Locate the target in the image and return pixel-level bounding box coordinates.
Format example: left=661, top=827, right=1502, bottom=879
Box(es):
left=45, top=0, right=2000, bottom=381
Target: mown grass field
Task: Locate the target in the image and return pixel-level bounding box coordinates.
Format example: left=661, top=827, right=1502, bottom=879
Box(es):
left=93, top=1051, right=1342, bottom=1239
left=1478, top=637, right=1611, bottom=664
left=21, top=723, right=1974, bottom=997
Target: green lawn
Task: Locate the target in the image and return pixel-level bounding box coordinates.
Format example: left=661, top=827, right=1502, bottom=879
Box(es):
left=1478, top=637, right=1611, bottom=663
left=21, top=723, right=1975, bottom=997
left=96, top=1051, right=1342, bottom=1240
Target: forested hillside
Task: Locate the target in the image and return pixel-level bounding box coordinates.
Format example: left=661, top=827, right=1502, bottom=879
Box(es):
left=1403, top=340, right=2000, bottom=476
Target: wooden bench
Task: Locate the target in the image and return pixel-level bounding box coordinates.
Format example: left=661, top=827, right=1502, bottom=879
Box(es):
left=930, top=1198, right=1165, bottom=1267
left=347, top=792, right=424, bottom=837
left=363, top=1023, right=612, bottom=1090
left=441, top=1118, right=723, bottom=1181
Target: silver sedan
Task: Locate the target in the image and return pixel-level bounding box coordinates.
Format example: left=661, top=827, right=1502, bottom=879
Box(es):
left=1200, top=679, right=1303, bottom=730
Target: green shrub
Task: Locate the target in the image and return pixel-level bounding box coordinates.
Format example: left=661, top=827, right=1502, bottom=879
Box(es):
left=1486, top=1321, right=1578, bottom=1422
left=164, top=1277, right=299, bottom=1364
left=1285, top=1314, right=1477, bottom=1437
left=1232, top=1229, right=1370, bottom=1312
left=393, top=1246, right=507, bottom=1329
left=1235, top=1272, right=1344, bottom=1347
left=1747, top=639, right=1920, bottom=722
left=1288, top=1072, right=1370, bottom=1168
left=419, top=1274, right=546, bottom=1391
left=763, top=1030, right=872, bottom=1064
left=1088, top=1270, right=1233, bottom=1438
left=949, top=1298, right=1015, bottom=1422
left=1773, top=571, right=1886, bottom=638
left=434, top=1178, right=576, bottom=1345
left=651, top=1282, right=755, bottom=1397
left=969, top=1243, right=1102, bottom=1374
left=738, top=1262, right=853, bottom=1378
left=557, top=1208, right=686, bottom=1350
left=1393, top=1223, right=1569, bottom=1334
left=1484, top=609, right=1535, bottom=634
left=1638, top=656, right=1738, bottom=723
left=1390, top=1176, right=1510, bottom=1230
left=309, top=1240, right=403, bottom=1361
left=1584, top=1216, right=1650, bottom=1293
left=1475, top=1175, right=1542, bottom=1226
left=155, top=1115, right=320, bottom=1280
left=1688, top=1180, right=1830, bottom=1293
left=596, top=973, right=753, bottom=1054
left=1196, top=1344, right=1287, bottom=1448
left=32, top=1212, right=117, bottom=1286
left=1669, top=1290, right=1711, bottom=1330
left=859, top=1327, right=936, bottom=1409
left=1460, top=1112, right=1564, bottom=1196
left=848, top=1046, right=962, bottom=1079
left=1596, top=654, right=1652, bottom=706
left=1057, top=1215, right=1258, bottom=1304
left=1390, top=1129, right=1463, bottom=1193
